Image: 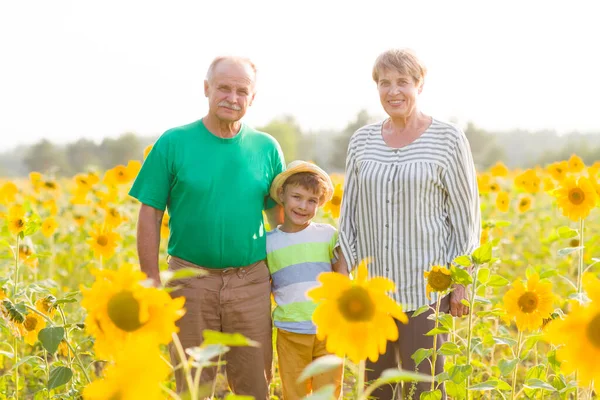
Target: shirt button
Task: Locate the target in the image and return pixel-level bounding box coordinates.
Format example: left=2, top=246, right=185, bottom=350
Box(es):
left=385, top=224, right=389, bottom=228
left=386, top=268, right=390, bottom=272
left=385, top=245, right=388, bottom=249
left=386, top=200, right=390, bottom=203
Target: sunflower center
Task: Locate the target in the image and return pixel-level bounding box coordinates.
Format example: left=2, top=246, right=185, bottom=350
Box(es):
left=44, top=181, right=56, bottom=189
left=15, top=219, right=24, bottom=228
left=428, top=270, right=453, bottom=292
left=97, top=235, right=109, bottom=247
left=24, top=315, right=38, bottom=331
left=520, top=199, right=529, bottom=206
left=586, top=313, right=600, bottom=348
left=570, top=239, right=580, bottom=247
left=337, top=286, right=375, bottom=322
left=331, top=196, right=341, bottom=206
left=517, top=291, right=539, bottom=313
left=107, top=291, right=143, bottom=332
left=568, top=188, right=585, bottom=205
left=118, top=171, right=125, bottom=177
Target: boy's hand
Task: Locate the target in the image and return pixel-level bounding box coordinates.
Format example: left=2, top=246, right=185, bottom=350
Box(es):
left=450, top=284, right=470, bottom=317
left=332, top=252, right=349, bottom=276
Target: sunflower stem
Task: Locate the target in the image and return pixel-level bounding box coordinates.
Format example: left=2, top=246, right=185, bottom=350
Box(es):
left=13, top=337, right=19, bottom=400
left=210, top=354, right=222, bottom=399
left=465, top=264, right=480, bottom=400
left=14, top=235, right=20, bottom=297
left=172, top=333, right=196, bottom=399
left=577, top=218, right=585, bottom=297
left=510, top=330, right=523, bottom=400
left=357, top=360, right=366, bottom=398
left=431, top=295, right=442, bottom=392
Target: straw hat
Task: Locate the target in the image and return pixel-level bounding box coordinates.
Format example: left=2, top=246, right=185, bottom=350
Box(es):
left=269, top=160, right=334, bottom=206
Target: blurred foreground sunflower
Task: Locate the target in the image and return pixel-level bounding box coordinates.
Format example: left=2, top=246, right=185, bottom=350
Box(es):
left=307, top=259, right=407, bottom=363
left=503, top=273, right=553, bottom=331
left=81, top=264, right=185, bottom=359
left=544, top=273, right=600, bottom=388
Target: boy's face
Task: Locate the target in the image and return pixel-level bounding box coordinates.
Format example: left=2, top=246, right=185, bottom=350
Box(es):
left=278, top=184, right=321, bottom=231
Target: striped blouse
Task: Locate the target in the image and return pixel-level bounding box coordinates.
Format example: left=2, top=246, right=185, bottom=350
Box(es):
left=338, top=118, right=481, bottom=311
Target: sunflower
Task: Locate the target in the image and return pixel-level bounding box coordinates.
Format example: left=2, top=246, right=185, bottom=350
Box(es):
left=57, top=340, right=71, bottom=358
left=42, top=199, right=58, bottom=216
left=568, top=154, right=585, bottom=173
left=518, top=196, right=532, bottom=213
left=542, top=177, right=555, bottom=193
left=424, top=265, right=453, bottom=300
left=82, top=334, right=170, bottom=400
left=104, top=207, right=124, bottom=228
left=544, top=273, right=600, bottom=387
left=555, top=176, right=598, bottom=221
left=81, top=264, right=185, bottom=359
left=496, top=191, right=510, bottom=212
left=160, top=213, right=170, bottom=238
left=41, top=217, right=58, bottom=238
left=22, top=312, right=47, bottom=345
left=547, top=161, right=568, bottom=181
left=502, top=273, right=554, bottom=331
left=0, top=287, right=7, bottom=300
left=490, top=161, right=509, bottom=177
left=87, top=224, right=121, bottom=260
left=29, top=172, right=43, bottom=191
left=477, top=174, right=491, bottom=194
left=7, top=205, right=27, bottom=236
left=307, top=259, right=407, bottom=363
left=0, top=181, right=18, bottom=205
left=19, top=243, right=38, bottom=269
left=143, top=144, right=154, bottom=160
left=103, top=161, right=142, bottom=186
left=323, top=183, right=343, bottom=218
left=35, top=296, right=56, bottom=318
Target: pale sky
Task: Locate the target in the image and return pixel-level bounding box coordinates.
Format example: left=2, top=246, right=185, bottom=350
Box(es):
left=1, top=0, right=599, bottom=151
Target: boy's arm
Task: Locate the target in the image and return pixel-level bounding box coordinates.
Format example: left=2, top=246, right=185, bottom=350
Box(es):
left=332, top=249, right=349, bottom=276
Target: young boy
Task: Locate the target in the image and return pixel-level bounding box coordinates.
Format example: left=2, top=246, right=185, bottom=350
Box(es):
left=266, top=160, right=347, bottom=400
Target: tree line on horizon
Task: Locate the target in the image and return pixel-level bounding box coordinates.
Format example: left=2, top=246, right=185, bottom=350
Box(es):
left=2, top=110, right=600, bottom=178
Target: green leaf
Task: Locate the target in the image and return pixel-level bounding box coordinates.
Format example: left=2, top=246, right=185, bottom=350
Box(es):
left=477, top=268, right=490, bottom=285
left=472, top=242, right=493, bottom=265
left=48, top=366, right=73, bottom=389
left=468, top=381, right=497, bottom=391
left=186, top=344, right=230, bottom=366
left=558, top=246, right=584, bottom=256
left=411, top=348, right=433, bottom=367
left=302, top=384, right=335, bottom=400
left=493, top=378, right=512, bottom=391
left=487, top=274, right=509, bottom=287
left=451, top=266, right=473, bottom=286
left=524, top=379, right=556, bottom=392
left=412, top=304, right=431, bottom=318
left=202, top=330, right=259, bottom=347
left=473, top=295, right=491, bottom=305
left=448, top=364, right=472, bottom=384
left=493, top=336, right=517, bottom=347
left=425, top=326, right=450, bottom=336
left=296, top=355, right=343, bottom=383
left=548, top=349, right=561, bottom=371
left=161, top=267, right=208, bottom=286
left=438, top=342, right=462, bottom=356
left=557, top=226, right=578, bottom=239
left=420, top=389, right=442, bottom=400
left=2, top=300, right=25, bottom=323
left=453, top=255, right=472, bottom=267
left=38, top=327, right=65, bottom=354
left=498, top=359, right=518, bottom=376
left=378, top=368, right=433, bottom=384
left=446, top=380, right=467, bottom=399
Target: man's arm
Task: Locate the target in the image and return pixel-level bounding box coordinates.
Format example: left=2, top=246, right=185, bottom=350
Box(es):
left=264, top=204, right=284, bottom=228
left=137, top=204, right=165, bottom=286
left=332, top=251, right=349, bottom=277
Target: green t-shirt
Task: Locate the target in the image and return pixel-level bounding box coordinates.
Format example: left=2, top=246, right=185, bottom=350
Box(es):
left=129, top=119, right=285, bottom=268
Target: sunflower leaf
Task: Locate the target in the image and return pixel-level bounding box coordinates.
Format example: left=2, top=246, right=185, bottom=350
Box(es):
left=451, top=266, right=473, bottom=286
left=477, top=268, right=490, bottom=285
left=487, top=274, right=509, bottom=287
left=160, top=267, right=208, bottom=286
left=412, top=304, right=431, bottom=318
left=202, top=330, right=259, bottom=347
left=557, top=246, right=584, bottom=256
left=411, top=348, right=433, bottom=367
left=448, top=364, right=472, bottom=384
left=557, top=226, right=578, bottom=239
left=524, top=379, right=556, bottom=392
left=438, top=342, right=462, bottom=356
left=420, top=389, right=442, bottom=400
left=468, top=380, right=497, bottom=391
left=425, top=326, right=450, bottom=336
left=296, top=355, right=343, bottom=383
left=453, top=255, right=472, bottom=267
left=48, top=366, right=73, bottom=389
left=187, top=344, right=230, bottom=366
left=472, top=242, right=493, bottom=265
left=378, top=368, right=433, bottom=383
left=38, top=327, right=65, bottom=354
left=224, top=395, right=255, bottom=400
left=498, top=359, right=518, bottom=376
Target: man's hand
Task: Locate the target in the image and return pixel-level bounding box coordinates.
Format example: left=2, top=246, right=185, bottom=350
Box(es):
left=449, top=284, right=470, bottom=317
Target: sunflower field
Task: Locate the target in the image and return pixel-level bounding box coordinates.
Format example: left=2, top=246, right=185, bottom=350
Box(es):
left=0, top=153, right=599, bottom=399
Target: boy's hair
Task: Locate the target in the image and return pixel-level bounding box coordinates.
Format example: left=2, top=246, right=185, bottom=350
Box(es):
left=282, top=172, right=328, bottom=200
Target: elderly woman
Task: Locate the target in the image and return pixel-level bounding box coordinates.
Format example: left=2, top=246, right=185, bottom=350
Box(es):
left=338, top=49, right=481, bottom=399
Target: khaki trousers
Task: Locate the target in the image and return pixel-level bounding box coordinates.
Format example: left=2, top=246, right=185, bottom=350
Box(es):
left=366, top=295, right=450, bottom=400
left=167, top=255, right=273, bottom=400
left=276, top=329, right=343, bottom=400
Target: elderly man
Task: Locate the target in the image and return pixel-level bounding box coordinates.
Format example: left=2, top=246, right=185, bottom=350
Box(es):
left=129, top=56, right=285, bottom=398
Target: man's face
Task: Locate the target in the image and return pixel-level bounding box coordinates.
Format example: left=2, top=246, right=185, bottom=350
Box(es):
left=204, top=60, right=256, bottom=123
left=377, top=68, right=422, bottom=120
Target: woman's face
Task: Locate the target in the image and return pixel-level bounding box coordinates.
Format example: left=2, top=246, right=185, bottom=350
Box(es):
left=377, top=68, right=422, bottom=120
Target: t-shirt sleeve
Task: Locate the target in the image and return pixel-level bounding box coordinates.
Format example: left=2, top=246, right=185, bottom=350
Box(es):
left=265, top=140, right=286, bottom=209
left=128, top=134, right=174, bottom=211
left=329, top=227, right=339, bottom=264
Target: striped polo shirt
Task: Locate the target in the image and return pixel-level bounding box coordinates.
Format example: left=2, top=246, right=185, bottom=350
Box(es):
left=266, top=223, right=338, bottom=334
left=338, top=118, right=481, bottom=311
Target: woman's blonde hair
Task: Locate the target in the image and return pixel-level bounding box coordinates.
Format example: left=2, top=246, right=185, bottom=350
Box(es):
left=372, top=48, right=427, bottom=85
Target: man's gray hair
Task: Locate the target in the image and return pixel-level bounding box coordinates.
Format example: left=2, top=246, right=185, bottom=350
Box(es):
left=205, top=56, right=258, bottom=84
